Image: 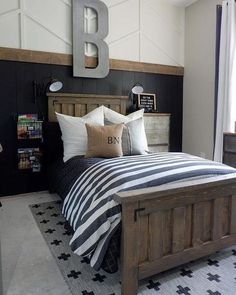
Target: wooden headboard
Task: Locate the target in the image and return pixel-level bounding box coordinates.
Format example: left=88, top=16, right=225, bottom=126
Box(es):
left=47, top=93, right=128, bottom=122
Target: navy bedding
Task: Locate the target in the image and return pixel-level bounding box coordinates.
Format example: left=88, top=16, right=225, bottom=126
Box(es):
left=47, top=156, right=104, bottom=198
left=55, top=153, right=236, bottom=272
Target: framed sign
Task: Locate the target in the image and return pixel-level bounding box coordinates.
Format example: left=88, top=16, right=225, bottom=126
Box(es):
left=138, top=93, right=157, bottom=112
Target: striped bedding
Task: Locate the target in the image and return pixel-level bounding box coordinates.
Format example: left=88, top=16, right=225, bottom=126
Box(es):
left=62, top=152, right=236, bottom=270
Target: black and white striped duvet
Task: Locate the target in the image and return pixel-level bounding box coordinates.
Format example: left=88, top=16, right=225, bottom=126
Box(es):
left=62, top=152, right=236, bottom=270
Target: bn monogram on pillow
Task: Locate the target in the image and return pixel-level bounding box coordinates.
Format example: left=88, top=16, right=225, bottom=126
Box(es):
left=85, top=123, right=124, bottom=158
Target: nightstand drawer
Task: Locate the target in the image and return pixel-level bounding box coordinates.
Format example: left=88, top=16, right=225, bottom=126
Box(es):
left=146, top=130, right=169, bottom=145
left=144, top=115, right=170, bottom=130
left=148, top=145, right=168, bottom=153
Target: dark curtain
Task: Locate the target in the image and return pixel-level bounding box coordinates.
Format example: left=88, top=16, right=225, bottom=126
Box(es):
left=214, top=5, right=222, bottom=146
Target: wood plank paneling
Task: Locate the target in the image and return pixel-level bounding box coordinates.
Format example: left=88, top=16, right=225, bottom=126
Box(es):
left=48, top=93, right=128, bottom=122
left=121, top=202, right=139, bottom=295
left=162, top=210, right=172, bottom=255
left=139, top=234, right=236, bottom=280
left=138, top=215, right=149, bottom=263
left=62, top=103, right=69, bottom=115
left=192, top=202, right=211, bottom=246
left=75, top=104, right=86, bottom=117
left=0, top=57, right=183, bottom=196
left=192, top=201, right=212, bottom=245
left=222, top=197, right=230, bottom=236
left=0, top=47, right=184, bottom=76
left=185, top=205, right=192, bottom=248
left=149, top=212, right=163, bottom=260
left=54, top=103, right=62, bottom=114
left=212, top=198, right=224, bottom=240
left=172, top=207, right=186, bottom=253
left=230, top=195, right=236, bottom=234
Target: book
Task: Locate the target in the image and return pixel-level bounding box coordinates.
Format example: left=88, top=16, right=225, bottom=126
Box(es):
left=17, top=120, right=43, bottom=139
left=18, top=148, right=42, bottom=172
left=18, top=114, right=38, bottom=121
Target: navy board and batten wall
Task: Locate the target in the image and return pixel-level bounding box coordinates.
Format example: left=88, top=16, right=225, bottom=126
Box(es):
left=0, top=58, right=183, bottom=197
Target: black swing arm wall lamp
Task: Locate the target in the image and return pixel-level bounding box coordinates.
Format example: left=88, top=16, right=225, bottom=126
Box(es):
left=33, top=78, right=63, bottom=104
left=129, top=82, right=144, bottom=112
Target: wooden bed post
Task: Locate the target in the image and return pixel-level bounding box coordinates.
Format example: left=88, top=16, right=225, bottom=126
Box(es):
left=121, top=201, right=140, bottom=295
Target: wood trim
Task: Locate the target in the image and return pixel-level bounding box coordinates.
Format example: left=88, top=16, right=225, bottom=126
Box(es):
left=47, top=93, right=128, bottom=122
left=138, top=234, right=236, bottom=280
left=114, top=173, right=236, bottom=204
left=0, top=47, right=184, bottom=76
left=47, top=93, right=128, bottom=99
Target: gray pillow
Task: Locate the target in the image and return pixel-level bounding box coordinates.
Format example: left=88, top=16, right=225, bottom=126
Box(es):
left=105, top=117, right=147, bottom=155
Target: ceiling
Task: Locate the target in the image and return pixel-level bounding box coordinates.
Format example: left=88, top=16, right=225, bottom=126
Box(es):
left=167, top=0, right=199, bottom=7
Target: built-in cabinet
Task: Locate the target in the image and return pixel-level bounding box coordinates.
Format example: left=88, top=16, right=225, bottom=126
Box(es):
left=144, top=113, right=170, bottom=153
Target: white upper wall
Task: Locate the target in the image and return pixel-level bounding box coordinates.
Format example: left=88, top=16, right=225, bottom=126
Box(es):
left=0, top=0, right=185, bottom=67
left=183, top=0, right=221, bottom=160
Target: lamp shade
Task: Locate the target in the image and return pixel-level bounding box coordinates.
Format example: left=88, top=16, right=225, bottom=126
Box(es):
left=48, top=79, right=63, bottom=92
left=131, top=83, right=144, bottom=95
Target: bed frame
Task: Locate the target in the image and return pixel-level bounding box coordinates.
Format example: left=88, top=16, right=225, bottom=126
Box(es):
left=48, top=93, right=236, bottom=295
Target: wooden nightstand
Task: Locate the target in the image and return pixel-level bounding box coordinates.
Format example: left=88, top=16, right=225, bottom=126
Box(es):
left=144, top=113, right=170, bottom=152
left=223, top=133, right=236, bottom=168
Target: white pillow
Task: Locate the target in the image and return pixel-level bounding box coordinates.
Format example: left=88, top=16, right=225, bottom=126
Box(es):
left=104, top=107, right=144, bottom=123
left=56, top=106, right=104, bottom=162
left=103, top=107, right=148, bottom=153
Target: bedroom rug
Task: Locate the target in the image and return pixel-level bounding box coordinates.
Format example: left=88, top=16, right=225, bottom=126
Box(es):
left=30, top=201, right=236, bottom=295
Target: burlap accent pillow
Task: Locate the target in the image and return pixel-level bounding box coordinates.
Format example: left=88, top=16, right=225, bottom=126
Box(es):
left=85, top=123, right=124, bottom=158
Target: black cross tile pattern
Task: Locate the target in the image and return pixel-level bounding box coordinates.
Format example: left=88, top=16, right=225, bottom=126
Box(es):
left=51, top=213, right=60, bottom=217
left=176, top=285, right=191, bottom=295
left=45, top=229, right=55, bottom=234
left=40, top=219, right=50, bottom=224
left=207, top=259, right=219, bottom=267
left=92, top=273, right=106, bottom=283
left=30, top=201, right=236, bottom=295
left=63, top=230, right=72, bottom=236
left=81, top=257, right=90, bottom=264
left=51, top=239, right=62, bottom=246
left=82, top=291, right=94, bottom=295
left=58, top=253, right=71, bottom=261
left=180, top=268, right=193, bottom=278
left=57, top=221, right=66, bottom=226
left=207, top=273, right=221, bottom=282
left=146, top=280, right=161, bottom=291
left=207, top=290, right=221, bottom=295
left=36, top=211, right=45, bottom=216
left=32, top=204, right=40, bottom=208
left=46, top=206, right=54, bottom=210
left=67, top=270, right=81, bottom=279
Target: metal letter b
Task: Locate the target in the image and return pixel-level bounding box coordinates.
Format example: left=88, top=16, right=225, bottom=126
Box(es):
left=73, top=0, right=109, bottom=78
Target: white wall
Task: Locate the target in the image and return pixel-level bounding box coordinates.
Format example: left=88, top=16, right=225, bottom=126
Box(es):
left=0, top=0, right=185, bottom=67
left=183, top=0, right=221, bottom=159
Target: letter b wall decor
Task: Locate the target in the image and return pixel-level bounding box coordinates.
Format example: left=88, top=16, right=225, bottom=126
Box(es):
left=73, top=0, right=109, bottom=78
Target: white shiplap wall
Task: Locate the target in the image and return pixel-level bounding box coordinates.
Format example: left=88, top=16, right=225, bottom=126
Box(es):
left=0, top=0, right=185, bottom=66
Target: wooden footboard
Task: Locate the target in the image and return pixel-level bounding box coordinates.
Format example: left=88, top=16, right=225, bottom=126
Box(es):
left=114, top=174, right=236, bottom=295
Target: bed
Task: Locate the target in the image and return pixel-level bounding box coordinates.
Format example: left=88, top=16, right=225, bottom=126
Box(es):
left=47, top=93, right=236, bottom=295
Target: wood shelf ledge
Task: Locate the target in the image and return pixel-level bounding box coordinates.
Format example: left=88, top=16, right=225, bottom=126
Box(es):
left=0, top=47, right=184, bottom=76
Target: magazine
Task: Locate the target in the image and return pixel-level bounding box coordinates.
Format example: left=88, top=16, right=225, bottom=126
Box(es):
left=17, top=114, right=43, bottom=140
left=18, top=148, right=42, bottom=172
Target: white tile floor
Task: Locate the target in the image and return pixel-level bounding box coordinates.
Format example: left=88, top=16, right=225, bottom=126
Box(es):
left=0, top=191, right=71, bottom=295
